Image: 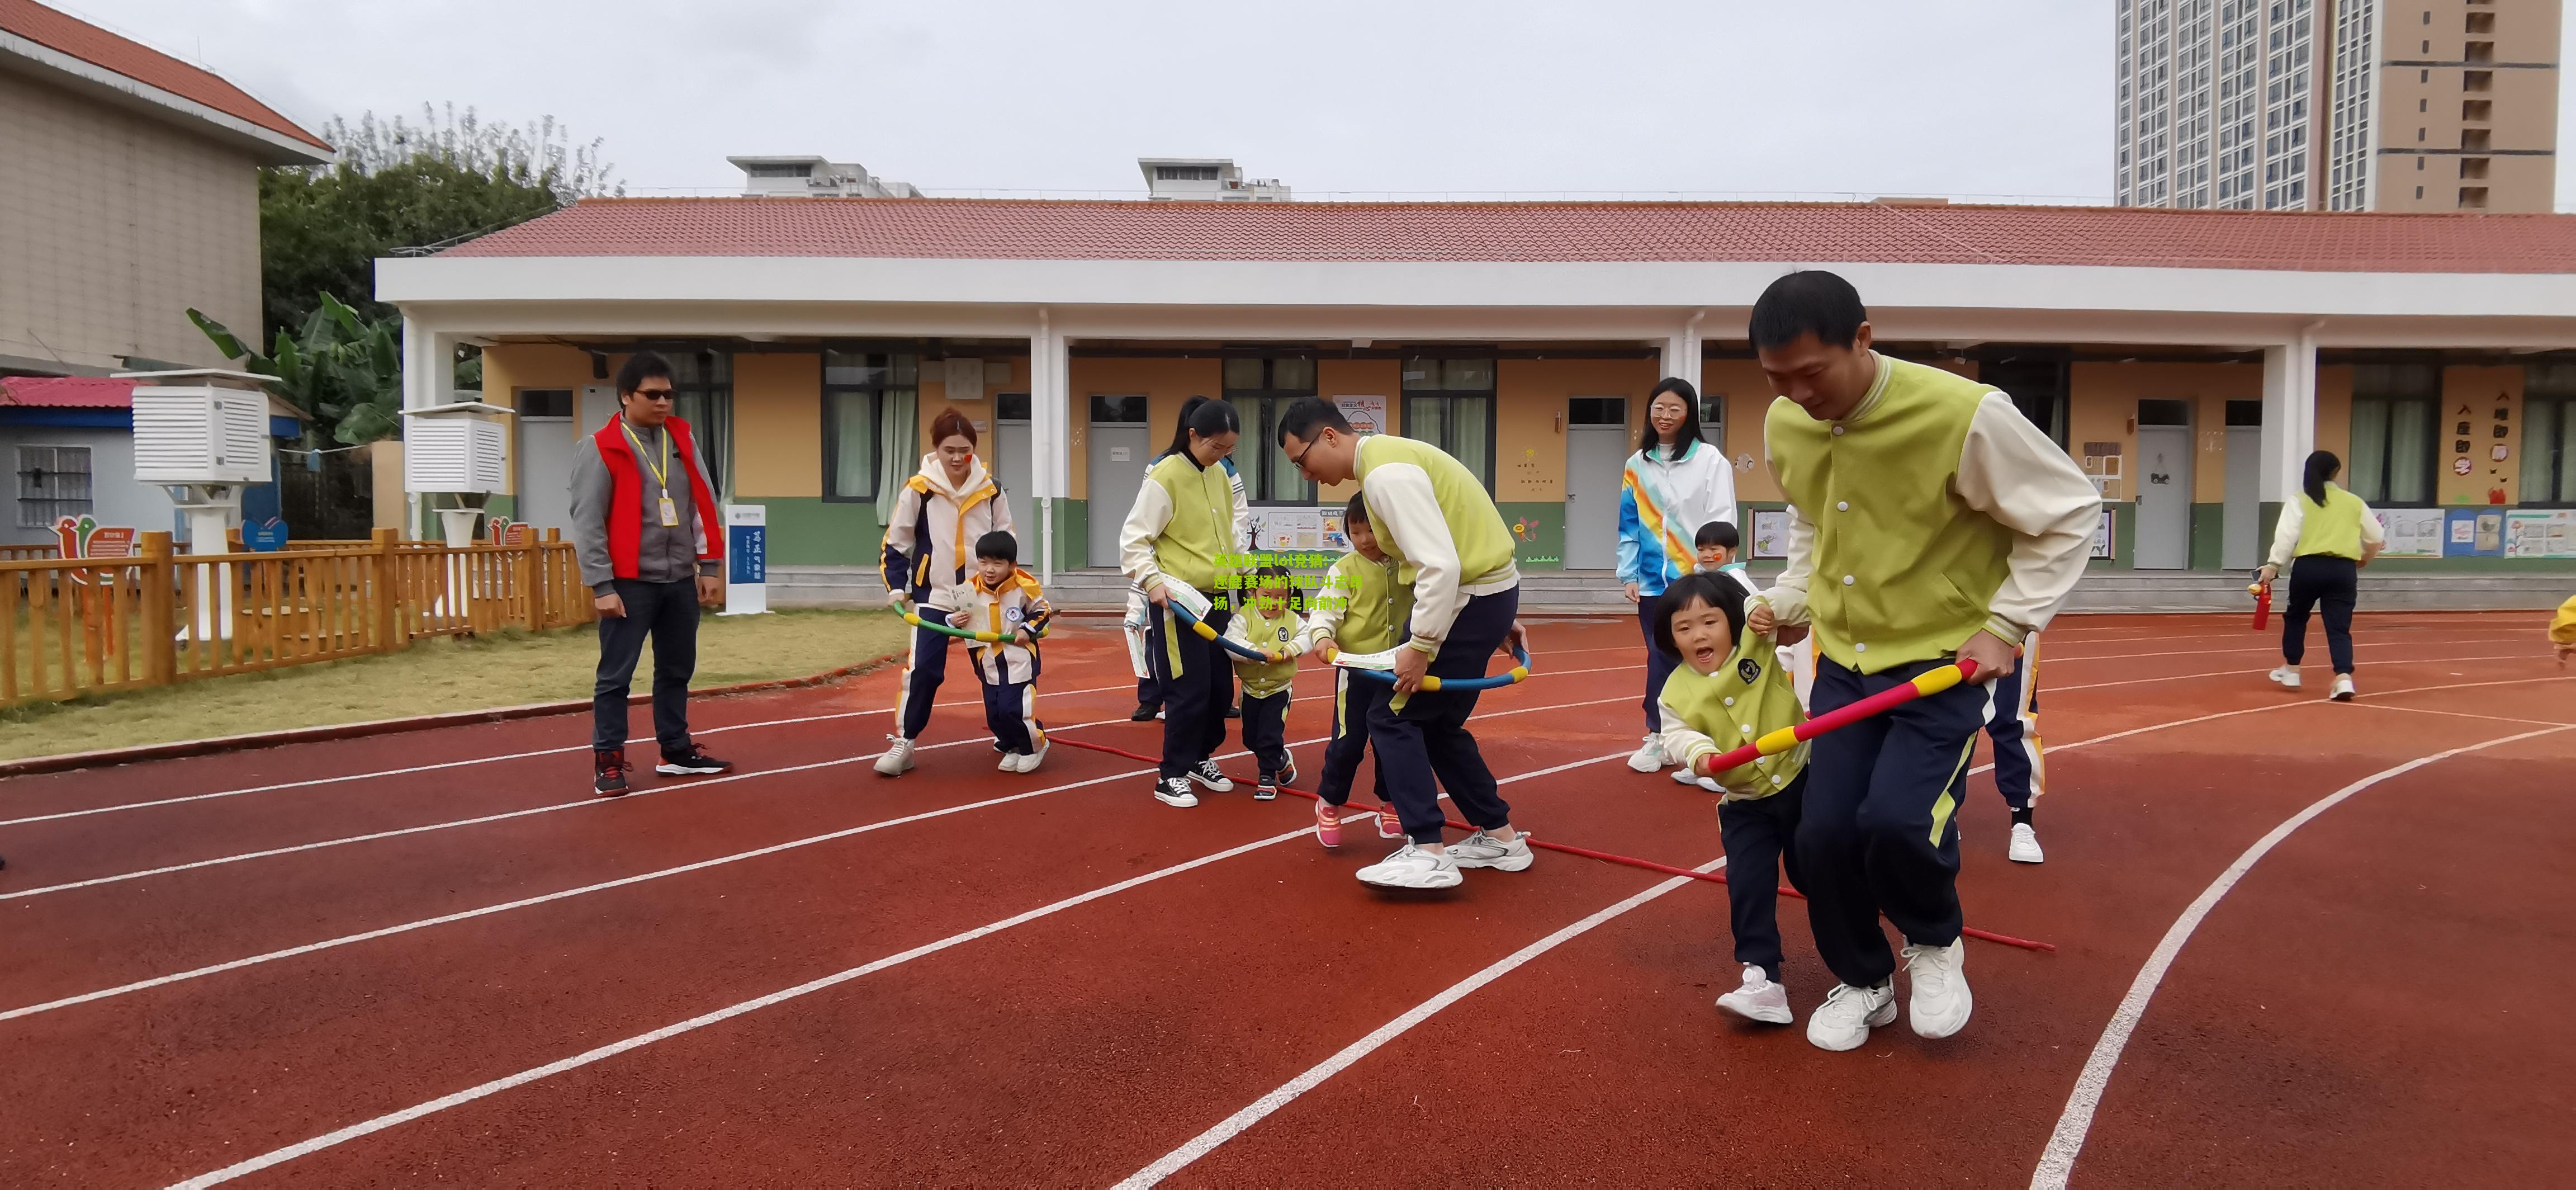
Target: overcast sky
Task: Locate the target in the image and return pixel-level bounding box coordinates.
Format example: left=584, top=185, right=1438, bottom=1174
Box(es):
left=48, top=0, right=2576, bottom=205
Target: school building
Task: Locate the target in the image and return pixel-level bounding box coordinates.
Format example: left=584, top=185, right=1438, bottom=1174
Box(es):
left=374, top=197, right=2576, bottom=608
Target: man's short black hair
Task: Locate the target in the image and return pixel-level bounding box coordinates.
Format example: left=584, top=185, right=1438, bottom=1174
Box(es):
left=1277, top=396, right=1352, bottom=447
left=1695, top=520, right=1739, bottom=550
left=1651, top=572, right=1748, bottom=659
left=974, top=530, right=1018, bottom=564
left=1343, top=492, right=1369, bottom=526
left=616, top=350, right=674, bottom=396
left=1749, top=270, right=1868, bottom=351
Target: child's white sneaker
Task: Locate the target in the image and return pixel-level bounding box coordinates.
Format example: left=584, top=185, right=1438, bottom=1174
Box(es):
left=996, top=751, right=1019, bottom=772
left=1806, top=981, right=1897, bottom=1051
left=2331, top=673, right=2357, bottom=701
left=1627, top=735, right=1665, bottom=772
left=1356, top=843, right=1462, bottom=889
left=1006, top=740, right=1046, bottom=773
left=1715, top=964, right=1793, bottom=1024
left=2009, top=822, right=2045, bottom=864
left=1446, top=829, right=1533, bottom=872
left=873, top=736, right=915, bottom=777
left=2269, top=665, right=2302, bottom=690
left=1902, top=939, right=1972, bottom=1040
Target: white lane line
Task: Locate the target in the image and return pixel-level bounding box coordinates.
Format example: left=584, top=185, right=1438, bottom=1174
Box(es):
left=163, top=747, right=1635, bottom=1188
left=1, top=648, right=1621, bottom=828
left=2045, top=635, right=2527, bottom=665
left=2049, top=652, right=2548, bottom=693
left=2340, top=701, right=2576, bottom=729
left=2028, top=723, right=2575, bottom=1190
left=7, top=699, right=1638, bottom=1018
left=7, top=694, right=1634, bottom=903
left=0, top=713, right=1144, bottom=900
left=1114, top=854, right=1728, bottom=1188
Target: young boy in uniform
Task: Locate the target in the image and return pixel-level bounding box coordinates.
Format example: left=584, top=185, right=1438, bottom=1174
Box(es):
left=1298, top=496, right=1414, bottom=847
left=1697, top=521, right=1757, bottom=594
left=952, top=531, right=1054, bottom=773
left=1223, top=564, right=1305, bottom=800
left=1280, top=398, right=1533, bottom=889
left=1744, top=270, right=2100, bottom=1051
left=1656, top=572, right=1812, bottom=1026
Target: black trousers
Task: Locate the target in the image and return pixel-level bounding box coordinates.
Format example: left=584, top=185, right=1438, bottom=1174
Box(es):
left=896, top=620, right=956, bottom=741
left=1367, top=588, right=1518, bottom=845
left=1135, top=674, right=1163, bottom=708
left=2283, top=554, right=2359, bottom=674
left=1795, top=658, right=1990, bottom=988
left=591, top=578, right=699, bottom=753
left=1985, top=654, right=2040, bottom=812
left=1145, top=592, right=1232, bottom=780
left=979, top=673, right=1042, bottom=754
left=1241, top=688, right=1291, bottom=778
left=1315, top=670, right=1392, bottom=808
left=1638, top=598, right=1680, bottom=735
left=1718, top=772, right=1808, bottom=983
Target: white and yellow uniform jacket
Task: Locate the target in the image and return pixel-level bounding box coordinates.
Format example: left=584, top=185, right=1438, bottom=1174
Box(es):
left=881, top=454, right=1013, bottom=613
left=1223, top=598, right=1307, bottom=699
left=958, top=567, right=1053, bottom=687
left=1657, top=625, right=1810, bottom=801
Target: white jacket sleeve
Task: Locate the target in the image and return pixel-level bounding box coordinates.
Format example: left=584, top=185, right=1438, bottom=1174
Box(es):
left=1118, top=480, right=1177, bottom=593
left=1298, top=562, right=1352, bottom=649
left=2358, top=498, right=2385, bottom=548
left=1362, top=462, right=1466, bottom=649
left=1230, top=464, right=1251, bottom=554
left=1658, top=702, right=1718, bottom=770
left=1954, top=393, right=2105, bottom=643
left=1702, top=447, right=1740, bottom=542
left=989, top=487, right=1015, bottom=538
left=2265, top=498, right=2307, bottom=569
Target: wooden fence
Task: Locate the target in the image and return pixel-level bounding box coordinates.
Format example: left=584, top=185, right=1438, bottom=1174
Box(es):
left=3, top=528, right=595, bottom=709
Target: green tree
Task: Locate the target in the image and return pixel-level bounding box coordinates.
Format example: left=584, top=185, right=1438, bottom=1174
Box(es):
left=187, top=295, right=473, bottom=447
left=258, top=103, right=622, bottom=338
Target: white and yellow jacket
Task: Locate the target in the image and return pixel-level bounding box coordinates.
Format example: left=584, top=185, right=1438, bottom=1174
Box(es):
left=958, top=567, right=1053, bottom=686
left=882, top=453, right=1014, bottom=613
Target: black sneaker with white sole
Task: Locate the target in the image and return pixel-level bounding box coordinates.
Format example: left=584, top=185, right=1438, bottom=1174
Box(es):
left=1255, top=775, right=1280, bottom=801
left=1153, top=775, right=1200, bottom=808
left=657, top=745, right=733, bottom=776
left=1188, top=759, right=1235, bottom=792
left=593, top=749, right=631, bottom=797
left=1130, top=702, right=1161, bottom=722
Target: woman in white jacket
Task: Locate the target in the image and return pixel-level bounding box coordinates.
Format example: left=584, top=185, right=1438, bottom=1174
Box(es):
left=874, top=408, right=1014, bottom=776
left=1614, top=378, right=1738, bottom=773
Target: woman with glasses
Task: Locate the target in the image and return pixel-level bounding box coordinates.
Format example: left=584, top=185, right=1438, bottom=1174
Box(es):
left=874, top=408, right=1015, bottom=776
left=1616, top=377, right=1739, bottom=775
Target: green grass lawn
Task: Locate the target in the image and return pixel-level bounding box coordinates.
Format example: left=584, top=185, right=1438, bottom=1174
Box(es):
left=0, top=607, right=910, bottom=762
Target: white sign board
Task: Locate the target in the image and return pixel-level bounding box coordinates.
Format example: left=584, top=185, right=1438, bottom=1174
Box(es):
left=1334, top=395, right=1388, bottom=436
left=721, top=503, right=769, bottom=616
left=2378, top=508, right=2445, bottom=559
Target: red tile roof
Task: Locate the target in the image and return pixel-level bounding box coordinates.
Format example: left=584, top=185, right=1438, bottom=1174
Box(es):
left=0, top=0, right=329, bottom=151
left=0, top=376, right=136, bottom=408
left=437, top=197, right=2576, bottom=274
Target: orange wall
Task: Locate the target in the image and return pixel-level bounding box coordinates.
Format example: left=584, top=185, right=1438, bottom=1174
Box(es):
left=733, top=352, right=821, bottom=498
left=1066, top=356, right=1223, bottom=499
left=2441, top=364, right=2525, bottom=505
left=1492, top=357, right=1659, bottom=502
left=1703, top=359, right=1775, bottom=500
left=2070, top=362, right=2261, bottom=503
left=482, top=343, right=599, bottom=497
left=1317, top=357, right=1401, bottom=506
left=2314, top=365, right=2354, bottom=471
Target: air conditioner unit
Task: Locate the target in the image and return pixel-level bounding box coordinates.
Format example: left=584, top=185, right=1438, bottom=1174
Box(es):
left=121, top=369, right=278, bottom=486
left=403, top=400, right=514, bottom=494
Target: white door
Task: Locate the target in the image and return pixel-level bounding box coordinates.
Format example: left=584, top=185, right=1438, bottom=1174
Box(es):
left=2135, top=424, right=2194, bottom=569
left=517, top=416, right=576, bottom=533
left=994, top=415, right=1032, bottom=558
left=1563, top=415, right=1630, bottom=569
left=579, top=384, right=619, bottom=431
left=2224, top=425, right=2262, bottom=570
left=1087, top=396, right=1153, bottom=569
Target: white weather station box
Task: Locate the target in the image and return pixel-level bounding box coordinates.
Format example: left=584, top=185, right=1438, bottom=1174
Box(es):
left=125, top=369, right=278, bottom=485
left=402, top=401, right=514, bottom=494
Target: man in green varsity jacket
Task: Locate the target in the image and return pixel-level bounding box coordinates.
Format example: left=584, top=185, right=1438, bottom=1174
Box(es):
left=1742, top=271, right=2100, bottom=1053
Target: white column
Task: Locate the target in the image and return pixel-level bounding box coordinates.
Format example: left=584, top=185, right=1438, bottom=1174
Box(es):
left=400, top=315, right=458, bottom=541
left=1029, top=312, right=1071, bottom=585
left=1660, top=309, right=1707, bottom=391
left=2257, top=327, right=2319, bottom=504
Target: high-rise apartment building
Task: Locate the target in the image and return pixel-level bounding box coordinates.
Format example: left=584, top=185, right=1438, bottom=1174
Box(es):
left=2115, top=0, right=2560, bottom=212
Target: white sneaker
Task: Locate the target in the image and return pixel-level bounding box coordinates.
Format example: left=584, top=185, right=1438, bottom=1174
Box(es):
left=1446, top=829, right=1533, bottom=872
left=1670, top=768, right=1699, bottom=786
left=2269, top=665, right=2302, bottom=690
left=1715, top=964, right=1793, bottom=1024
left=1188, top=759, right=1235, bottom=792
left=996, top=751, right=1019, bottom=772
left=872, top=736, right=916, bottom=777
left=1902, top=939, right=1972, bottom=1039
left=1153, top=776, right=1199, bottom=808
left=2009, top=823, right=2045, bottom=865
left=2331, top=673, right=2356, bottom=701
left=1627, top=735, right=1665, bottom=773
left=1355, top=843, right=1462, bottom=890
left=1805, top=982, right=1897, bottom=1051
left=1699, top=777, right=1723, bottom=794
left=1021, top=739, right=1048, bottom=772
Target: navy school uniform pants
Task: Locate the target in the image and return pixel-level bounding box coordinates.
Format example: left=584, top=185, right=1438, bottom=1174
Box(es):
left=1795, top=657, right=1992, bottom=989
left=1315, top=669, right=1393, bottom=808
left=1637, top=597, right=1680, bottom=736
left=1717, top=771, right=1808, bottom=984
left=1367, top=587, right=1518, bottom=846
left=593, top=577, right=700, bottom=753
left=1239, top=688, right=1291, bottom=779
left=895, top=618, right=958, bottom=742
left=1144, top=591, right=1232, bottom=781
left=2282, top=554, right=2359, bottom=675
left=1983, top=643, right=2042, bottom=812
left=974, top=648, right=1044, bottom=755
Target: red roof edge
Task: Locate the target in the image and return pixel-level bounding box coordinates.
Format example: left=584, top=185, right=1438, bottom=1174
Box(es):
left=0, top=375, right=139, bottom=408
left=0, top=0, right=330, bottom=153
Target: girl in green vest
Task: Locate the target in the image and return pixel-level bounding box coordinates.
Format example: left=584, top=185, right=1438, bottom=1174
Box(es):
left=1654, top=572, right=1812, bottom=1027
left=1117, top=396, right=1250, bottom=808
left=2259, top=451, right=2385, bottom=701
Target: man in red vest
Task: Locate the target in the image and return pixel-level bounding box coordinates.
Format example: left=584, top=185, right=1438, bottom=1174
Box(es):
left=570, top=351, right=734, bottom=795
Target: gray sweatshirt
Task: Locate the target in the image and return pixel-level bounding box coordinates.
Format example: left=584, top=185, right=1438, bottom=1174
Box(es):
left=570, top=418, right=721, bottom=594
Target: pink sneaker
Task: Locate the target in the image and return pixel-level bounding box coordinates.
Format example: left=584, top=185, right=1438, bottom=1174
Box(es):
left=1314, top=800, right=1343, bottom=848
left=1376, top=804, right=1403, bottom=840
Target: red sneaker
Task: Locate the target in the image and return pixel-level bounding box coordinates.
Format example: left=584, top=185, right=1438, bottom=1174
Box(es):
left=1314, top=800, right=1343, bottom=848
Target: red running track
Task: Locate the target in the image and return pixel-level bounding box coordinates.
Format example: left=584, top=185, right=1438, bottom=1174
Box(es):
left=0, top=612, right=2568, bottom=1186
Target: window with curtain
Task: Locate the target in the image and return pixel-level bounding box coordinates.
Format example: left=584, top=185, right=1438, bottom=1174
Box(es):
left=1221, top=356, right=1317, bottom=504
left=2345, top=363, right=2437, bottom=506
left=823, top=351, right=916, bottom=502
left=650, top=347, right=733, bottom=494
left=2520, top=365, right=2576, bottom=506
left=1400, top=357, right=1496, bottom=490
